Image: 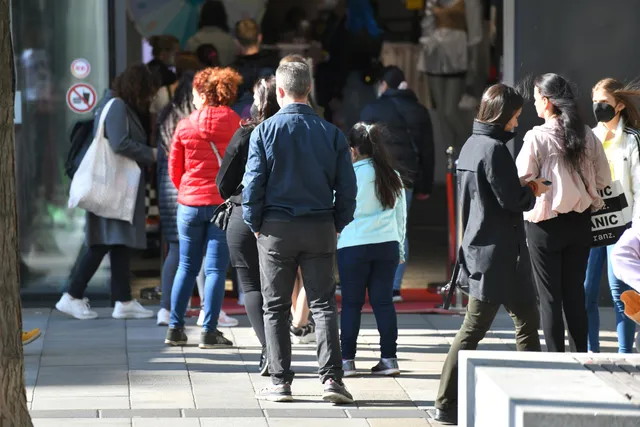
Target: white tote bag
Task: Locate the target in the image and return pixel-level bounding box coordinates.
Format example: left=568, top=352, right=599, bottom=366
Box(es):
left=68, top=99, right=141, bottom=224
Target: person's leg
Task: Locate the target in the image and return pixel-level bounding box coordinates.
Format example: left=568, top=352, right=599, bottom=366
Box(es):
left=170, top=205, right=206, bottom=329
left=160, top=242, right=180, bottom=311
left=109, top=245, right=132, bottom=303
left=67, top=244, right=110, bottom=299
left=504, top=300, right=541, bottom=352
left=367, top=242, right=400, bottom=360
left=298, top=222, right=342, bottom=384
left=292, top=270, right=311, bottom=328
left=607, top=245, right=637, bottom=353
left=393, top=189, right=413, bottom=293
left=201, top=220, right=230, bottom=332
left=258, top=221, right=299, bottom=386
left=435, top=297, right=499, bottom=413
left=526, top=221, right=565, bottom=352
left=227, top=213, right=265, bottom=346
left=337, top=245, right=370, bottom=361
left=583, top=247, right=606, bottom=352
left=444, top=76, right=468, bottom=148
left=560, top=242, right=591, bottom=353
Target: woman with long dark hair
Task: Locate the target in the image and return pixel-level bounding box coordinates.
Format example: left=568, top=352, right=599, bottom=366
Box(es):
left=431, top=84, right=546, bottom=425
left=56, top=64, right=158, bottom=320
left=337, top=122, right=406, bottom=378
left=216, top=76, right=280, bottom=373
left=516, top=73, right=611, bottom=353
left=584, top=78, right=640, bottom=353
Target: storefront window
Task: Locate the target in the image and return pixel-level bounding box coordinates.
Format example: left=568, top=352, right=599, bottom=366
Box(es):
left=12, top=0, right=110, bottom=293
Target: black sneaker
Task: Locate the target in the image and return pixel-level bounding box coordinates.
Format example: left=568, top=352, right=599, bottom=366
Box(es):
left=259, top=347, right=269, bottom=377
left=199, top=329, right=233, bottom=349
left=164, top=327, right=188, bottom=346
left=255, top=383, right=293, bottom=402
left=322, top=378, right=354, bottom=404
left=371, top=358, right=400, bottom=376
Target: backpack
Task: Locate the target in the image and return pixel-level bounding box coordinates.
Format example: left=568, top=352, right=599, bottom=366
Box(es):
left=65, top=119, right=94, bottom=179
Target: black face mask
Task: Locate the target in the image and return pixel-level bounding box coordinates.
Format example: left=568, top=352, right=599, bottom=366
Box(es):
left=249, top=104, right=259, bottom=119
left=593, top=102, right=617, bottom=123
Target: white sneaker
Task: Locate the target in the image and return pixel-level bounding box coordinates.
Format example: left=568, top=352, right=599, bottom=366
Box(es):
left=237, top=292, right=245, bottom=306
left=157, top=308, right=170, bottom=326
left=197, top=309, right=239, bottom=327
left=55, top=293, right=98, bottom=320
left=218, top=310, right=239, bottom=327
left=112, top=300, right=154, bottom=319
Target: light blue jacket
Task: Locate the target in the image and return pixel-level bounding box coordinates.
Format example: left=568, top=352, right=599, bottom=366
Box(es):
left=337, top=159, right=407, bottom=260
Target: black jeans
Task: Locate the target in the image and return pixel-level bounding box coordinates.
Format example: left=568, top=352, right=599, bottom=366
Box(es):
left=68, top=244, right=132, bottom=302
left=227, top=209, right=266, bottom=348
left=337, top=241, right=399, bottom=360
left=257, top=220, right=342, bottom=385
left=525, top=211, right=591, bottom=352
left=435, top=296, right=541, bottom=412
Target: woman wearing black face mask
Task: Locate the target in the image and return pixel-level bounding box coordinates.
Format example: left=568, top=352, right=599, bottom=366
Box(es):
left=216, top=76, right=280, bottom=374
left=584, top=78, right=640, bottom=354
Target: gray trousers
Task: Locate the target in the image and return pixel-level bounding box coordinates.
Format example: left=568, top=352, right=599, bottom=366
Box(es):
left=428, top=74, right=467, bottom=150
left=257, top=220, right=342, bottom=385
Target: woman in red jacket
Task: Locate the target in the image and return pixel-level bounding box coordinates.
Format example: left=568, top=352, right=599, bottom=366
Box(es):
left=165, top=67, right=242, bottom=348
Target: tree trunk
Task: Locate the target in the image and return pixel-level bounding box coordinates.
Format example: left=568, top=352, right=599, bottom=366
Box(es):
left=0, top=0, right=34, bottom=425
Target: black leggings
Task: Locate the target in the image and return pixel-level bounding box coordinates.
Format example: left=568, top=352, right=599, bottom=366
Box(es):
left=227, top=209, right=265, bottom=347
left=68, top=244, right=132, bottom=303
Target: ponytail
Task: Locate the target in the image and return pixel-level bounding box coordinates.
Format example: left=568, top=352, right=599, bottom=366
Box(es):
left=535, top=73, right=586, bottom=171
left=348, top=123, right=403, bottom=209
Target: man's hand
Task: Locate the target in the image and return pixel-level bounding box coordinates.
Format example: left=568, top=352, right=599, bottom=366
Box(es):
left=254, top=232, right=260, bottom=239
left=415, top=193, right=430, bottom=201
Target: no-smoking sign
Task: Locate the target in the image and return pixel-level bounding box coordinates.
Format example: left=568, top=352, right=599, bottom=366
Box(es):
left=66, top=83, right=97, bottom=114
left=70, top=58, right=91, bottom=79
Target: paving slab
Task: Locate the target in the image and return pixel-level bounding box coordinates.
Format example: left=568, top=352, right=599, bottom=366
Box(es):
left=200, top=418, right=269, bottom=427
left=183, top=408, right=264, bottom=417
left=266, top=419, right=370, bottom=427
left=101, top=409, right=182, bottom=418
left=132, top=419, right=200, bottom=427
left=30, top=410, right=98, bottom=418
left=31, top=396, right=131, bottom=410
left=32, top=420, right=131, bottom=427
left=367, top=419, right=433, bottom=427
left=264, top=409, right=347, bottom=418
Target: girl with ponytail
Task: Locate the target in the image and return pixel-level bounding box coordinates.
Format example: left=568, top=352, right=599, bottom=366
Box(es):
left=516, top=73, right=611, bottom=353
left=583, top=78, right=640, bottom=353
left=337, top=122, right=406, bottom=378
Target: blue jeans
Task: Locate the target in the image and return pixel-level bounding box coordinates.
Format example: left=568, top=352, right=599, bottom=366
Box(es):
left=393, top=188, right=413, bottom=291
left=338, top=241, right=399, bottom=360
left=607, top=245, right=637, bottom=353
left=160, top=242, right=180, bottom=310
left=584, top=247, right=605, bottom=352
left=583, top=245, right=637, bottom=353
left=170, top=204, right=230, bottom=332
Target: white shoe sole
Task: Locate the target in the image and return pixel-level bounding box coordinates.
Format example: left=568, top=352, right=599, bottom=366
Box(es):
left=157, top=319, right=169, bottom=326
left=55, top=303, right=98, bottom=320
left=343, top=370, right=357, bottom=377
left=112, top=311, right=154, bottom=319
left=372, top=368, right=400, bottom=376
left=256, top=394, right=294, bottom=402
left=164, top=340, right=187, bottom=346
left=199, top=343, right=233, bottom=349
left=218, top=319, right=239, bottom=327
left=322, top=391, right=354, bottom=404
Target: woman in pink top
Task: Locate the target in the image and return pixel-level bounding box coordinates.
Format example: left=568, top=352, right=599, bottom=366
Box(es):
left=516, top=73, right=611, bottom=353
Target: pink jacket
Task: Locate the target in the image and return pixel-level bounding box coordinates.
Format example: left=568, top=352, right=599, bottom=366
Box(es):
left=515, top=118, right=611, bottom=223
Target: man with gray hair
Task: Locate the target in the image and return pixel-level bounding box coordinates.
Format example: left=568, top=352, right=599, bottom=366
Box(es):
left=243, top=61, right=357, bottom=403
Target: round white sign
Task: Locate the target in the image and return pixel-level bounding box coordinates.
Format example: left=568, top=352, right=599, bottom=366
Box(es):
left=70, top=58, right=91, bottom=79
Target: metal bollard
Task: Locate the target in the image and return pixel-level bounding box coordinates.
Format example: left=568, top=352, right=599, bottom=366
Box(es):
left=444, top=146, right=466, bottom=310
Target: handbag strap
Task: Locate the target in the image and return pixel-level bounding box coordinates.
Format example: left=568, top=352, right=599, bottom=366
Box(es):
left=209, top=141, right=223, bottom=167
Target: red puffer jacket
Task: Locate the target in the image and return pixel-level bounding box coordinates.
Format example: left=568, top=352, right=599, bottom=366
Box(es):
left=169, top=106, right=240, bottom=206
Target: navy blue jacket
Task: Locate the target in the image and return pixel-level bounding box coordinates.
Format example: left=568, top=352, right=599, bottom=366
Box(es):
left=360, top=89, right=435, bottom=194
left=242, top=103, right=357, bottom=233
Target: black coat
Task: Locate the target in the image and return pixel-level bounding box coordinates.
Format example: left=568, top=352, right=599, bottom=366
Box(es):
left=360, top=89, right=435, bottom=194
left=217, top=125, right=253, bottom=205
left=456, top=121, right=537, bottom=305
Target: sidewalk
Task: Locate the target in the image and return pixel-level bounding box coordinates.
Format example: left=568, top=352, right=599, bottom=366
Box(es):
left=22, top=306, right=623, bottom=427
